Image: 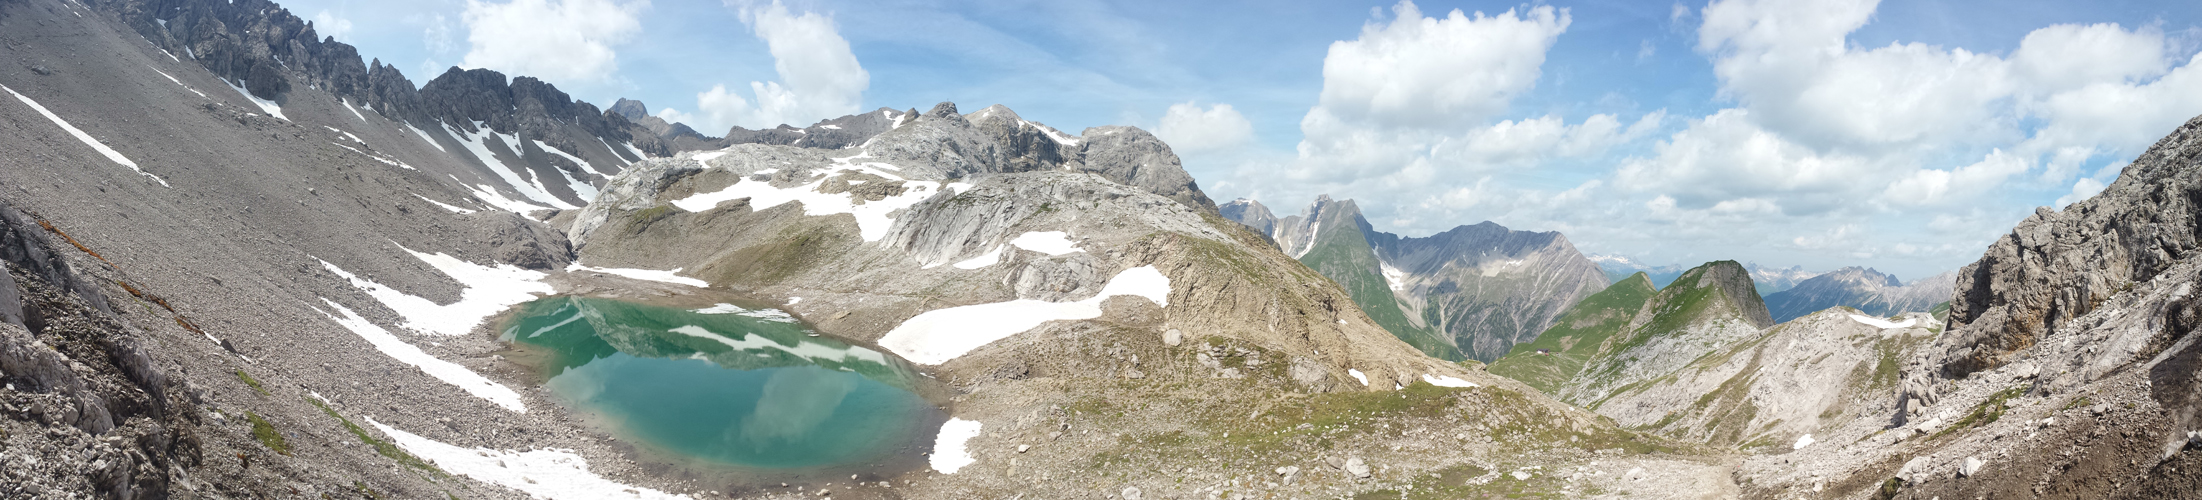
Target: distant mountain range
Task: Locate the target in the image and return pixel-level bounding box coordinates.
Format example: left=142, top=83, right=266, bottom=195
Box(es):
left=1588, top=254, right=1823, bottom=294
left=1223, top=196, right=1609, bottom=362
left=1763, top=267, right=1955, bottom=323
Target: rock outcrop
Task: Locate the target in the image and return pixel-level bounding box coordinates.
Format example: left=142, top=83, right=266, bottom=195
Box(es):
left=1922, top=113, right=2202, bottom=389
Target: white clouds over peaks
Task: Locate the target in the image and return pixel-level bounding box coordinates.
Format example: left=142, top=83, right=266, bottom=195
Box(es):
left=1604, top=0, right=2202, bottom=274
left=1157, top=102, right=1253, bottom=152
left=312, top=10, right=353, bottom=42
left=1316, top=2, right=1569, bottom=128
left=460, top=0, right=647, bottom=84
left=662, top=1, right=868, bottom=132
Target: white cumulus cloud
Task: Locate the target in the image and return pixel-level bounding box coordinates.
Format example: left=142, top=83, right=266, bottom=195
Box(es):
left=663, top=1, right=869, bottom=132
left=1156, top=102, right=1253, bottom=152
left=459, top=0, right=648, bottom=84
left=312, top=10, right=353, bottom=42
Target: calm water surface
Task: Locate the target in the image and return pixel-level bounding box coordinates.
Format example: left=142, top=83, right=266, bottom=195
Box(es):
left=500, top=296, right=941, bottom=471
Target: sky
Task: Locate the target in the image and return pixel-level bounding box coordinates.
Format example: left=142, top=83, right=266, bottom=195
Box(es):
left=283, top=0, right=2202, bottom=280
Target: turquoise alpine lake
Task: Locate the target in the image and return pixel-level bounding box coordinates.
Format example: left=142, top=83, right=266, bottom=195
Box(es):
left=500, top=296, right=942, bottom=471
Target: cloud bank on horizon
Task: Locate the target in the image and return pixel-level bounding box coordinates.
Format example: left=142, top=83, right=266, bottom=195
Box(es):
left=285, top=0, right=2202, bottom=279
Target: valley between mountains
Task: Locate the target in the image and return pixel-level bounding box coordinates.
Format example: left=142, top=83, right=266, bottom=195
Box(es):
left=0, top=0, right=2197, bottom=499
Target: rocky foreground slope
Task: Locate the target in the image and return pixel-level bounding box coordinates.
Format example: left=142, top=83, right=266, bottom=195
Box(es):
left=1223, top=196, right=1609, bottom=362
left=1703, top=115, right=2202, bottom=499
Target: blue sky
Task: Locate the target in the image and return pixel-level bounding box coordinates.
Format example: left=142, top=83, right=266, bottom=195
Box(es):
left=286, top=0, right=2202, bottom=280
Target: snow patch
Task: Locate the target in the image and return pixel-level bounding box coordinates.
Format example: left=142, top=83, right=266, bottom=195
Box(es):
left=452, top=122, right=578, bottom=209
left=1422, top=374, right=1478, bottom=388
left=1021, top=119, right=1079, bottom=146
left=324, top=126, right=365, bottom=144
left=466, top=183, right=553, bottom=213
left=1009, top=231, right=1083, bottom=256
left=413, top=194, right=477, bottom=214
left=342, top=99, right=367, bottom=122
left=220, top=79, right=286, bottom=120
left=666, top=325, right=885, bottom=365
left=931, top=418, right=982, bottom=474
left=692, top=151, right=729, bottom=167
left=405, top=122, right=448, bottom=153
left=1846, top=314, right=1917, bottom=329
left=879, top=266, right=1171, bottom=365
left=332, top=142, right=413, bottom=170
left=369, top=419, right=689, bottom=499
left=692, top=303, right=798, bottom=323
left=146, top=66, right=206, bottom=98
left=1349, top=369, right=1370, bottom=386
left=564, top=262, right=707, bottom=287
left=1, top=84, right=166, bottom=187
left=319, top=300, right=526, bottom=412
left=320, top=247, right=552, bottom=337
left=1793, top=433, right=1815, bottom=450
left=951, top=245, right=1009, bottom=270
left=1378, top=255, right=1410, bottom=293
left=534, top=139, right=610, bottom=176
left=669, top=152, right=967, bottom=241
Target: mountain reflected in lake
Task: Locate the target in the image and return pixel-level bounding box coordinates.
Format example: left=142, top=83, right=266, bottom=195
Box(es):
left=501, top=296, right=941, bottom=470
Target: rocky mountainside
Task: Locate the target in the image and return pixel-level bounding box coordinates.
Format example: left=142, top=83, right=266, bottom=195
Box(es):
left=1486, top=272, right=1658, bottom=394
left=1221, top=196, right=1610, bottom=362
left=1491, top=261, right=1774, bottom=407
left=1762, top=267, right=1956, bottom=323
left=1730, top=115, right=2202, bottom=499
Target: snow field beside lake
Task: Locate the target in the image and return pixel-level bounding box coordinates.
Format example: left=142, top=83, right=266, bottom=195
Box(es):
left=878, top=266, right=1170, bottom=365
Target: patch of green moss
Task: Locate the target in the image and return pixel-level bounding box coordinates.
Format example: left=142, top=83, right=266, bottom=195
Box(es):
left=246, top=411, right=290, bottom=455
left=236, top=369, right=268, bottom=396
left=1937, top=385, right=2028, bottom=438
left=308, top=397, right=443, bottom=474
left=2062, top=395, right=2093, bottom=411
left=626, top=204, right=676, bottom=228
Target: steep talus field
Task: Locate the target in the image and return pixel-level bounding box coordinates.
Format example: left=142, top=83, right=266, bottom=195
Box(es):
left=1763, top=266, right=1956, bottom=323
left=1592, top=310, right=1939, bottom=449
left=1487, top=272, right=1658, bottom=394
left=1222, top=196, right=1609, bottom=363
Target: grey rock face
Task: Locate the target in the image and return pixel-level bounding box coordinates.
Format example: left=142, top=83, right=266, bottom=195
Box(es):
left=1077, top=126, right=1218, bottom=213
left=1935, top=114, right=2202, bottom=379
left=1219, top=198, right=1278, bottom=236
left=1371, top=219, right=1613, bottom=361
left=1764, top=267, right=1954, bottom=323
left=457, top=211, right=574, bottom=270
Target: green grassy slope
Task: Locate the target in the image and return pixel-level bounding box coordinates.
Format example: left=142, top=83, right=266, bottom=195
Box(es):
left=1487, top=273, right=1658, bottom=394
left=1297, top=214, right=1465, bottom=361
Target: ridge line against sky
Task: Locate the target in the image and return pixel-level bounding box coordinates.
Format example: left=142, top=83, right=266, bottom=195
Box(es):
left=286, top=0, right=2201, bottom=280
